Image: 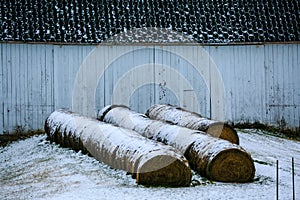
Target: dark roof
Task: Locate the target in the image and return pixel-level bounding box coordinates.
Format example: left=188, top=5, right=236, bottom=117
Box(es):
left=1, top=0, right=300, bottom=44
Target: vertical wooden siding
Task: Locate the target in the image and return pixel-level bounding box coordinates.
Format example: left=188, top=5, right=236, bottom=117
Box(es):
left=207, top=45, right=267, bottom=122
left=1, top=44, right=54, bottom=132
left=264, top=45, right=300, bottom=128
left=0, top=44, right=3, bottom=134
left=207, top=44, right=300, bottom=129
left=0, top=44, right=94, bottom=133
left=0, top=43, right=299, bottom=134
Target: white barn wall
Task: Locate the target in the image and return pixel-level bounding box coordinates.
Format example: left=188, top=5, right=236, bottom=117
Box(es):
left=0, top=44, right=93, bottom=133
left=264, top=45, right=300, bottom=128
left=53, top=45, right=94, bottom=109
left=1, top=44, right=54, bottom=132
left=0, top=43, right=299, bottom=134
left=0, top=44, right=3, bottom=134
left=207, top=45, right=267, bottom=123
left=207, top=44, right=300, bottom=129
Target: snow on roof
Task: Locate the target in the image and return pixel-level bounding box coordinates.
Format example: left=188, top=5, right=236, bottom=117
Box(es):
left=0, top=0, right=299, bottom=44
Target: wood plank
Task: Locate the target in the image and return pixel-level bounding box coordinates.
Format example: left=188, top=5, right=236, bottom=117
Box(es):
left=2, top=44, right=12, bottom=133
left=295, top=45, right=300, bottom=130
left=44, top=45, right=55, bottom=119
left=248, top=45, right=265, bottom=122
left=128, top=46, right=155, bottom=113
left=0, top=44, right=3, bottom=134
left=13, top=44, right=21, bottom=129
left=18, top=44, right=28, bottom=131
left=195, top=46, right=210, bottom=117
left=94, top=46, right=108, bottom=113
left=207, top=45, right=233, bottom=121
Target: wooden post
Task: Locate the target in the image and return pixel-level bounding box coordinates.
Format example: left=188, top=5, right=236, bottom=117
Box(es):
left=292, top=157, right=295, bottom=200
left=45, top=109, right=192, bottom=187
left=276, top=160, right=279, bottom=200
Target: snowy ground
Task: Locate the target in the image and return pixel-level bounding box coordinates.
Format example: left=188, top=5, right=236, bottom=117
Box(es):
left=0, top=129, right=299, bottom=200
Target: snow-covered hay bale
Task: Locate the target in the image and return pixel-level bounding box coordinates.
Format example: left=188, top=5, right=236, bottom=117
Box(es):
left=146, top=104, right=239, bottom=145
left=98, top=105, right=255, bottom=183
left=186, top=137, right=255, bottom=182
left=44, top=110, right=192, bottom=187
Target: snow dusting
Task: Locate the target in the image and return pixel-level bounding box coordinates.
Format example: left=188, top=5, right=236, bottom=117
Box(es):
left=1, top=129, right=299, bottom=200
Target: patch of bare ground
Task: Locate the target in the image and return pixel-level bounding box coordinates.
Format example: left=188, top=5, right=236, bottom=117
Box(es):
left=0, top=130, right=45, bottom=147
left=233, top=121, right=300, bottom=141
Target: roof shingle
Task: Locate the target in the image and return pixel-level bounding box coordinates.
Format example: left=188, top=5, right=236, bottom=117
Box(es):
left=0, top=0, right=299, bottom=44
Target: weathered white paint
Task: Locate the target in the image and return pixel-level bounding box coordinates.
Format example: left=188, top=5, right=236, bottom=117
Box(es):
left=0, top=44, right=3, bottom=134
left=111, top=63, right=198, bottom=113
left=0, top=43, right=299, bottom=133
left=263, top=45, right=300, bottom=128
left=207, top=45, right=267, bottom=123
left=206, top=44, right=300, bottom=129
left=1, top=44, right=54, bottom=132
left=75, top=46, right=223, bottom=119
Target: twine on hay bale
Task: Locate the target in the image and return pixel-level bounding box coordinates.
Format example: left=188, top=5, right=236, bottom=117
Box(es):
left=146, top=104, right=239, bottom=145
left=98, top=105, right=255, bottom=183
left=45, top=109, right=192, bottom=187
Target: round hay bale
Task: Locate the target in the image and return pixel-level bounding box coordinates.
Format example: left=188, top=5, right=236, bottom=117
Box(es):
left=186, top=137, right=255, bottom=182
left=45, top=110, right=192, bottom=187
left=98, top=105, right=255, bottom=183
left=146, top=104, right=239, bottom=144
